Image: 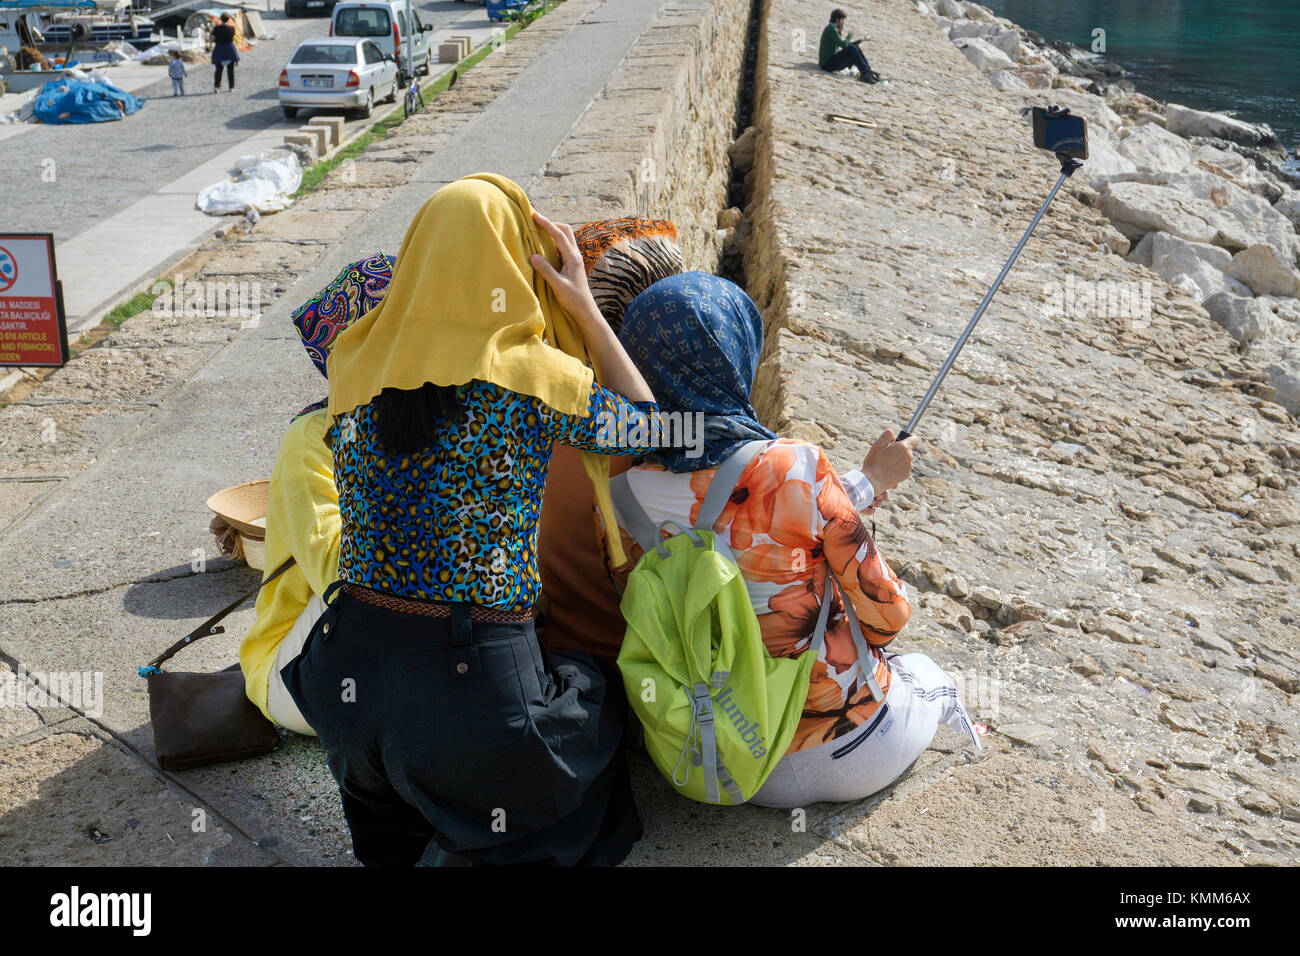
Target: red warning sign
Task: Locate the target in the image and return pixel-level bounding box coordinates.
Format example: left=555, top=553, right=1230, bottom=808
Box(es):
left=0, top=234, right=68, bottom=368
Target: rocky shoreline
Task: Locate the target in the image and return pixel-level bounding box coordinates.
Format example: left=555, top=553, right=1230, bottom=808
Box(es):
left=923, top=0, right=1300, bottom=415
left=745, top=0, right=1299, bottom=863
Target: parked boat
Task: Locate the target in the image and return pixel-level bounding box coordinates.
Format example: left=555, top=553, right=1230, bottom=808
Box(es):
left=0, top=0, right=154, bottom=55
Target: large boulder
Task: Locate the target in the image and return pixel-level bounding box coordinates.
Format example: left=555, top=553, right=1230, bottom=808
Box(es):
left=1053, top=74, right=1100, bottom=95
left=936, top=0, right=964, bottom=18
left=983, top=27, right=1024, bottom=59
left=1106, top=181, right=1298, bottom=257
left=1100, top=181, right=1221, bottom=244
left=1204, top=292, right=1277, bottom=345
left=1012, top=64, right=1055, bottom=89
left=987, top=69, right=1028, bottom=91
left=1149, top=168, right=1252, bottom=207
left=1075, top=128, right=1138, bottom=188
left=1213, top=195, right=1300, bottom=260
left=948, top=19, right=994, bottom=39
left=962, top=2, right=996, bottom=20
left=1265, top=355, right=1300, bottom=414
left=1002, top=88, right=1124, bottom=132
left=1228, top=244, right=1300, bottom=298
left=953, top=36, right=1014, bottom=73
left=1147, top=232, right=1248, bottom=301
left=1274, top=191, right=1300, bottom=231
left=1116, top=122, right=1192, bottom=175
left=1166, top=103, right=1276, bottom=149
left=1106, top=87, right=1163, bottom=120
left=951, top=19, right=987, bottom=37
left=1191, top=145, right=1286, bottom=201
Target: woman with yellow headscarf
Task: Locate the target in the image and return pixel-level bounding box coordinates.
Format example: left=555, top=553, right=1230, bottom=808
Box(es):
left=281, top=174, right=657, bottom=867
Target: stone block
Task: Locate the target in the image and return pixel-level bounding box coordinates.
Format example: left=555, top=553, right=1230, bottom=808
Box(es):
left=295, top=125, right=329, bottom=155
left=282, top=132, right=317, bottom=158
left=305, top=116, right=345, bottom=149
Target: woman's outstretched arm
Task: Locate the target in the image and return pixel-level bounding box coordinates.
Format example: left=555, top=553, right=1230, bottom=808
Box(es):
left=530, top=210, right=655, bottom=405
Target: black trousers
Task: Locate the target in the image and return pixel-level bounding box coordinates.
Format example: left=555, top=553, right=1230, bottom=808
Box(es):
left=281, top=583, right=642, bottom=866
left=822, top=45, right=873, bottom=77
left=213, top=62, right=235, bottom=90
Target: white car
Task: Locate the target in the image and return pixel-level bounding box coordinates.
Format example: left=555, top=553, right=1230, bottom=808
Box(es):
left=278, top=37, right=398, bottom=121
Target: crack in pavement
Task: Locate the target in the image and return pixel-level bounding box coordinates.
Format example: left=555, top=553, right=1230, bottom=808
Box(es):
left=0, top=562, right=251, bottom=608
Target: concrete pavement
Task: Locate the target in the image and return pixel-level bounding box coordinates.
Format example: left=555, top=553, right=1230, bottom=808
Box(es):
left=0, top=1, right=500, bottom=329
left=0, top=0, right=871, bottom=867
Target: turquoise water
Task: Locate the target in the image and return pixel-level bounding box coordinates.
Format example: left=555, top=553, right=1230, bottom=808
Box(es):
left=982, top=0, right=1300, bottom=155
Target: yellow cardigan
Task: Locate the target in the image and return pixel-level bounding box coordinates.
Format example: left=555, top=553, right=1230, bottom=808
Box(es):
left=238, top=408, right=341, bottom=722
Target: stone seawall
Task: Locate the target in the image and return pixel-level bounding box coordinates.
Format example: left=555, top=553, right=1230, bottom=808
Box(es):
left=531, top=0, right=751, bottom=270
left=739, top=0, right=1299, bottom=864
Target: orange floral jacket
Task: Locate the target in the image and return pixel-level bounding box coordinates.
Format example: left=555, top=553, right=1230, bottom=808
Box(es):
left=601, top=439, right=911, bottom=753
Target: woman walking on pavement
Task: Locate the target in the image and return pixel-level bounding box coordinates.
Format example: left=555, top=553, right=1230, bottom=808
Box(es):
left=211, top=12, right=239, bottom=93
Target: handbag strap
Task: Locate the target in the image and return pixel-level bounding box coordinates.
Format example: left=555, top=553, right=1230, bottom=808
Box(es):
left=139, top=557, right=297, bottom=674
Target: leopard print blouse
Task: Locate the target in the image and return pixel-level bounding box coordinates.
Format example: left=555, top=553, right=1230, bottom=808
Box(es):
left=329, top=379, right=656, bottom=609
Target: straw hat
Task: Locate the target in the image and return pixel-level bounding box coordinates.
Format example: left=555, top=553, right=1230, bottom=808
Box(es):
left=206, top=480, right=271, bottom=570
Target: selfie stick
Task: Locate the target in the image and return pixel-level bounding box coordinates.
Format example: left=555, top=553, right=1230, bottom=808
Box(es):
left=895, top=151, right=1083, bottom=441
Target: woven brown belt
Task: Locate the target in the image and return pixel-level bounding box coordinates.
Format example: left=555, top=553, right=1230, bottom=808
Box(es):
left=343, top=584, right=535, bottom=622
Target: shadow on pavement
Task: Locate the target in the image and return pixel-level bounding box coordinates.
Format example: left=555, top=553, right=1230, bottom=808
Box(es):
left=123, top=561, right=260, bottom=622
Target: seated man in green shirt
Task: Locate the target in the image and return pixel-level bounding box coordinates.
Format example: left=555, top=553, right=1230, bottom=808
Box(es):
left=819, top=7, right=879, bottom=83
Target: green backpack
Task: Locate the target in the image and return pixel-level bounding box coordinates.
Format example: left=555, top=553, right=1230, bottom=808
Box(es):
left=612, top=441, right=883, bottom=804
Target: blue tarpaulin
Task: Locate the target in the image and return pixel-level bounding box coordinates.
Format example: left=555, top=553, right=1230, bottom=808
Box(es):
left=485, top=0, right=527, bottom=22
left=32, top=77, right=143, bottom=123
left=0, top=0, right=100, bottom=8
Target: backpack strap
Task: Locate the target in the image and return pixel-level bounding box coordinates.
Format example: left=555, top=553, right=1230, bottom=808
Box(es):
left=610, top=472, right=660, bottom=555
left=809, top=572, right=835, bottom=658
left=811, top=573, right=884, bottom=702
left=694, top=440, right=770, bottom=532
left=610, top=439, right=770, bottom=554
left=841, top=581, right=885, bottom=702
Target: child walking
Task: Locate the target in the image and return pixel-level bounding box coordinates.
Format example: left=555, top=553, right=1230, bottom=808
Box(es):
left=168, top=51, right=187, bottom=96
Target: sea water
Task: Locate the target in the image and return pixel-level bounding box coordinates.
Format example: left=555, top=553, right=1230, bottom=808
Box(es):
left=982, top=0, right=1300, bottom=160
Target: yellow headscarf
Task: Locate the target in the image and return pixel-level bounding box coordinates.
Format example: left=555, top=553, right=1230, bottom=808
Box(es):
left=325, top=172, right=628, bottom=564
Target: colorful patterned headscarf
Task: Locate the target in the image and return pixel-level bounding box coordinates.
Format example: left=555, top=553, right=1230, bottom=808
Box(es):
left=618, top=272, right=776, bottom=472
left=289, top=251, right=395, bottom=420
left=288, top=220, right=681, bottom=420
left=573, top=218, right=683, bottom=332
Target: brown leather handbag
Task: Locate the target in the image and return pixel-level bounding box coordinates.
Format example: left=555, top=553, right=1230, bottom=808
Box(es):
left=139, top=559, right=295, bottom=771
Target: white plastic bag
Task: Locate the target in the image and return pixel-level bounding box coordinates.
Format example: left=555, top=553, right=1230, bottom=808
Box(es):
left=197, top=148, right=303, bottom=215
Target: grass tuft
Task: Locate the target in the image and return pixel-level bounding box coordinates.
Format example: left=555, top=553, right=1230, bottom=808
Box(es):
left=103, top=279, right=170, bottom=330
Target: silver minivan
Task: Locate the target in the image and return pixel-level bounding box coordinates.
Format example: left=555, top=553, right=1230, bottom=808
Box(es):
left=329, top=1, right=433, bottom=86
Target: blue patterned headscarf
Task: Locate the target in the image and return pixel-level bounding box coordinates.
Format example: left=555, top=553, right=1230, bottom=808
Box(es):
left=619, top=272, right=776, bottom=472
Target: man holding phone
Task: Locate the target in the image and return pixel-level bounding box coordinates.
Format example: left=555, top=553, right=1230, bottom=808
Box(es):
left=819, top=8, right=880, bottom=83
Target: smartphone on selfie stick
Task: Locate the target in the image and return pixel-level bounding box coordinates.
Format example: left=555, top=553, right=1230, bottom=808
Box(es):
left=895, top=106, right=1089, bottom=442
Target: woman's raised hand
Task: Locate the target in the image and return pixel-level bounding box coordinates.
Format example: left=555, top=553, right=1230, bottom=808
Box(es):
left=529, top=211, right=653, bottom=403
left=862, top=429, right=917, bottom=496
left=530, top=211, right=601, bottom=326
